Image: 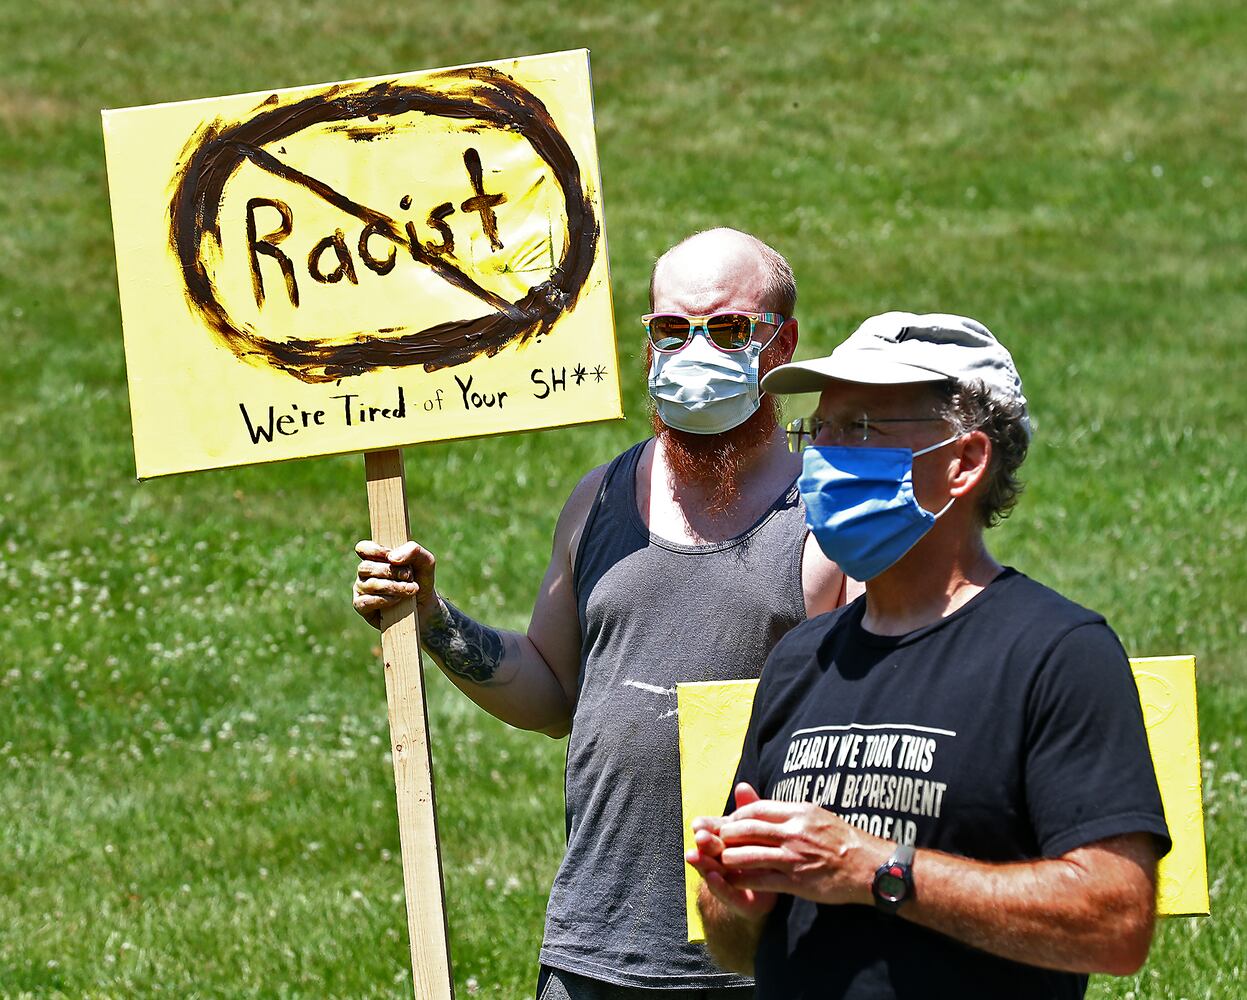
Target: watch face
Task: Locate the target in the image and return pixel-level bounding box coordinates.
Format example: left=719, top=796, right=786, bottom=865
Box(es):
left=876, top=869, right=907, bottom=901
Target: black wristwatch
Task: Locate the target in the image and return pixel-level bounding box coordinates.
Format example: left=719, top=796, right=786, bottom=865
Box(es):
left=871, top=842, right=916, bottom=913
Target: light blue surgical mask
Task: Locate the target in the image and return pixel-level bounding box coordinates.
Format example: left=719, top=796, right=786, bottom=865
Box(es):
left=648, top=335, right=768, bottom=435
left=799, top=435, right=960, bottom=581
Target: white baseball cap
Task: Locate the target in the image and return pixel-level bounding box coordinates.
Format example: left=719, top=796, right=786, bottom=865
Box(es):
left=762, top=311, right=1029, bottom=434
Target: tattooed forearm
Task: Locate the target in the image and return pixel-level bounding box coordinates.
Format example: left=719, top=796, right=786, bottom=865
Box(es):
left=421, top=598, right=506, bottom=684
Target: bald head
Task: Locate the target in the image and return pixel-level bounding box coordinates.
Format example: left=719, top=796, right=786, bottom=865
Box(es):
left=649, top=228, right=796, bottom=318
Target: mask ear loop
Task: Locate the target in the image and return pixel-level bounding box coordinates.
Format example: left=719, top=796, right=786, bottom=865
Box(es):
left=913, top=432, right=964, bottom=519
left=754, top=317, right=790, bottom=406
left=912, top=433, right=961, bottom=458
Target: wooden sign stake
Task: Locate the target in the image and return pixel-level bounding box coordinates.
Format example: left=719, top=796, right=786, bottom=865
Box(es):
left=364, top=448, right=455, bottom=1000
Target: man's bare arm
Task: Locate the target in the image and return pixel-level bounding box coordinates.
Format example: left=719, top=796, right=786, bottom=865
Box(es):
left=710, top=793, right=1160, bottom=975
left=696, top=882, right=767, bottom=975
left=899, top=834, right=1158, bottom=975
left=800, top=534, right=860, bottom=618
left=420, top=597, right=507, bottom=684
left=687, top=783, right=777, bottom=975
left=353, top=466, right=604, bottom=737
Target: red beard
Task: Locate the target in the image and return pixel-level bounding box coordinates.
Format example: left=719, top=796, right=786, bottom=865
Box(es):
left=648, top=341, right=786, bottom=516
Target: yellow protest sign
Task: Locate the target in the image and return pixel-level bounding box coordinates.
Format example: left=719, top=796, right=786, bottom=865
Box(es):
left=102, top=49, right=620, bottom=479
left=678, top=655, right=1208, bottom=941
left=677, top=679, right=761, bottom=941
left=1130, top=655, right=1209, bottom=916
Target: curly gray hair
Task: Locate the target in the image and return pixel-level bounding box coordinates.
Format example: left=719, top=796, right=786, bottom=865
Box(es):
left=932, top=380, right=1030, bottom=527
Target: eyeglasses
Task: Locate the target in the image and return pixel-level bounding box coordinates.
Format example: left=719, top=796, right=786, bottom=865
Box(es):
left=641, top=311, right=785, bottom=353
left=785, top=415, right=948, bottom=452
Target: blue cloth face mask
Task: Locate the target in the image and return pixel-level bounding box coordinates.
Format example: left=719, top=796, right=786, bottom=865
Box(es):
left=799, top=435, right=960, bottom=581
left=648, top=335, right=767, bottom=435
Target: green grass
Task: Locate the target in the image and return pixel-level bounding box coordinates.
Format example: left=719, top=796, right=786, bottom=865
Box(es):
left=1, top=0, right=1245, bottom=996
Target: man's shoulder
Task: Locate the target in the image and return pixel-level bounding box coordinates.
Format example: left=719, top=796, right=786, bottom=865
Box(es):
left=561, top=441, right=651, bottom=556
left=569, top=440, right=650, bottom=500
left=568, top=462, right=608, bottom=507
left=987, top=569, right=1108, bottom=632
left=974, top=571, right=1134, bottom=690
left=767, top=600, right=860, bottom=669
left=566, top=442, right=644, bottom=513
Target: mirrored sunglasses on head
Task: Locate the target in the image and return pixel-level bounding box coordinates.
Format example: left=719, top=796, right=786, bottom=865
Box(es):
left=641, top=311, right=784, bottom=353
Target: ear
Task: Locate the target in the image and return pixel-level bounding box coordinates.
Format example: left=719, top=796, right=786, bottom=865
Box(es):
left=949, top=430, right=991, bottom=499
left=777, top=318, right=799, bottom=364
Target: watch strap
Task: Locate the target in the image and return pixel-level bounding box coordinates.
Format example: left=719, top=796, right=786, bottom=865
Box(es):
left=872, top=840, right=916, bottom=913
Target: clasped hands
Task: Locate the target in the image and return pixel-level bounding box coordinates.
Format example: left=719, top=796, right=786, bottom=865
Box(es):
left=686, top=782, right=890, bottom=919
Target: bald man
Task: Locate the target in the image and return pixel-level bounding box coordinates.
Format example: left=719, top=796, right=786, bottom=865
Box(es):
left=353, top=229, right=856, bottom=999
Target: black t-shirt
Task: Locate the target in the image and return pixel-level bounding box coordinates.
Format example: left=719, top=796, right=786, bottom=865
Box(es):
left=731, top=568, right=1171, bottom=1000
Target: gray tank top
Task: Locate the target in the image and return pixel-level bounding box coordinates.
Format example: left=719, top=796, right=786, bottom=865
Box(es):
left=539, top=440, right=809, bottom=988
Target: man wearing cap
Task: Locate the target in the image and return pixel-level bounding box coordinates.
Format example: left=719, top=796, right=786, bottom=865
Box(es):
left=688, top=312, right=1170, bottom=999
left=353, top=229, right=857, bottom=998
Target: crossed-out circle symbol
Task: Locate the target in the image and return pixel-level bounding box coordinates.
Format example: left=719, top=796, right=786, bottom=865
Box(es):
left=169, top=67, right=599, bottom=384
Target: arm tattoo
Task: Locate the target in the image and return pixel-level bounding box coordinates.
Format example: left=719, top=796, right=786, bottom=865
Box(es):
left=421, top=598, right=505, bottom=684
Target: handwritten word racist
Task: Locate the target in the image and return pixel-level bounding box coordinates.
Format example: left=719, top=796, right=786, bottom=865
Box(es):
left=168, top=70, right=601, bottom=383
left=247, top=147, right=505, bottom=309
